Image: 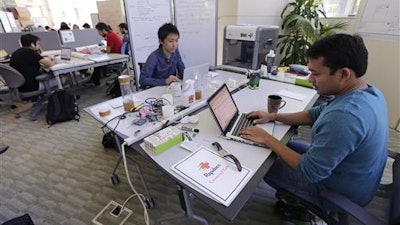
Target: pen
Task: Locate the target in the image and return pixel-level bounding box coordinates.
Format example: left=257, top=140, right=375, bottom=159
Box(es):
left=161, top=120, right=170, bottom=129
left=179, top=126, right=199, bottom=133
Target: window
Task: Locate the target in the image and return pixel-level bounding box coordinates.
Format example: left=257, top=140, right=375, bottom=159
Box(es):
left=323, top=0, right=360, bottom=17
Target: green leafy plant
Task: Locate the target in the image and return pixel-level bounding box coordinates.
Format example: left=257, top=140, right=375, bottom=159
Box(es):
left=277, top=0, right=348, bottom=66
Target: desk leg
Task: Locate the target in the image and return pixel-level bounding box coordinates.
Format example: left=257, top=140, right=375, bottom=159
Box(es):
left=157, top=185, right=209, bottom=225
left=111, top=134, right=155, bottom=209
left=53, top=73, right=63, bottom=89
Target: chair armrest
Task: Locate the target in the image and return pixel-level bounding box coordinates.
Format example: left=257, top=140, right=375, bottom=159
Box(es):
left=388, top=149, right=400, bottom=159
left=320, top=189, right=384, bottom=225
left=36, top=74, right=52, bottom=81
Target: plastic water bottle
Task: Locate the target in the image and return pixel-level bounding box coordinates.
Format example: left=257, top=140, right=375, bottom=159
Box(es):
left=183, top=79, right=195, bottom=104
left=265, top=50, right=275, bottom=74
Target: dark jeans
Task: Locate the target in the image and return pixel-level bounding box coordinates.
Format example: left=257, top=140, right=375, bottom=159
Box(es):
left=90, top=66, right=107, bottom=84
left=263, top=140, right=324, bottom=207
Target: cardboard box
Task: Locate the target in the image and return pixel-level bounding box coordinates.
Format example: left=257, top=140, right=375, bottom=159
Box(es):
left=144, top=126, right=183, bottom=155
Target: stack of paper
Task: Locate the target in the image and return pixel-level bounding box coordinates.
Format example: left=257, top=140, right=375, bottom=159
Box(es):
left=171, top=146, right=253, bottom=207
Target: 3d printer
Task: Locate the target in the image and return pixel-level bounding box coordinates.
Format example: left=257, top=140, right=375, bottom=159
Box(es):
left=222, top=25, right=279, bottom=70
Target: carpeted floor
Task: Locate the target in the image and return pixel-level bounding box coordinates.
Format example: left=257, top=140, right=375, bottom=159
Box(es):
left=0, top=78, right=398, bottom=225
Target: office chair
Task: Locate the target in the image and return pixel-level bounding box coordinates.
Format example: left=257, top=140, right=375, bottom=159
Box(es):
left=276, top=149, right=400, bottom=225
left=0, top=64, right=52, bottom=121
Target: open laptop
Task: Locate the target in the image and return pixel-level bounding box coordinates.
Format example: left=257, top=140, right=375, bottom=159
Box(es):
left=88, top=45, right=102, bottom=55
left=182, top=63, right=209, bottom=87
left=207, top=84, right=272, bottom=146
left=60, top=47, right=72, bottom=60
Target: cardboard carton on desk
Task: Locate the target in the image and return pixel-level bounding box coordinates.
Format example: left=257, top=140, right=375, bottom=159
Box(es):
left=144, top=127, right=183, bottom=155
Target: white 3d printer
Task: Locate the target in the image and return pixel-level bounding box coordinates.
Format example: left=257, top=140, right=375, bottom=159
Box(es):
left=222, top=25, right=279, bottom=70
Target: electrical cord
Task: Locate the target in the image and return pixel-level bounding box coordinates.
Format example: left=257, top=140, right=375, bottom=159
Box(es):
left=121, top=142, right=149, bottom=225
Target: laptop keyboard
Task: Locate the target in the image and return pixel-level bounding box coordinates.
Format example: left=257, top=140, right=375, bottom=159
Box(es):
left=231, top=113, right=254, bottom=137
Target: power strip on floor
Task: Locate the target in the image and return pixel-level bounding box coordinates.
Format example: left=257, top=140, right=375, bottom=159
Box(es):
left=92, top=200, right=133, bottom=225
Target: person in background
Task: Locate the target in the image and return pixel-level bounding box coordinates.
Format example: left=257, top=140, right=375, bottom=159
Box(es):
left=10, top=34, right=64, bottom=92
left=240, top=34, right=388, bottom=218
left=83, top=22, right=123, bottom=87
left=44, top=25, right=55, bottom=31
left=118, top=22, right=130, bottom=55
left=59, top=22, right=70, bottom=30
left=82, top=23, right=91, bottom=29
left=72, top=24, right=79, bottom=30
left=139, top=23, right=185, bottom=88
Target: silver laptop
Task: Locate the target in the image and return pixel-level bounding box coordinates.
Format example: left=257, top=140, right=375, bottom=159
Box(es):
left=182, top=63, right=209, bottom=87
left=207, top=84, right=272, bottom=146
left=60, top=47, right=72, bottom=60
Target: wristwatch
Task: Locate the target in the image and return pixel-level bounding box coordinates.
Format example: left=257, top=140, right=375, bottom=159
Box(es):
left=212, top=142, right=242, bottom=172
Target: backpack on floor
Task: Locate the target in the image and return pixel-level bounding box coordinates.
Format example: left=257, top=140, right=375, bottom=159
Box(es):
left=46, top=89, right=80, bottom=126
left=106, top=77, right=121, bottom=98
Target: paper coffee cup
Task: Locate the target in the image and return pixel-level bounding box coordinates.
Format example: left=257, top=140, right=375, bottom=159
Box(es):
left=161, top=93, right=173, bottom=105
left=162, top=105, right=174, bottom=118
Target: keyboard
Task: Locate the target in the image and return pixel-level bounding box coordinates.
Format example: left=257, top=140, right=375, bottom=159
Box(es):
left=231, top=113, right=254, bottom=136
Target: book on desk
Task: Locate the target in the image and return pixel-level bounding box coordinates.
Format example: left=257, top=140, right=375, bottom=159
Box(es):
left=171, top=146, right=253, bottom=207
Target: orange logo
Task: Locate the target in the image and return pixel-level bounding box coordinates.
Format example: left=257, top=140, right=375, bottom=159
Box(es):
left=199, top=162, right=210, bottom=170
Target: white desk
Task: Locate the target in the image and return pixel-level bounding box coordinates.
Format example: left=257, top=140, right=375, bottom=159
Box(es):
left=86, top=70, right=248, bottom=145
left=49, top=53, right=130, bottom=89
left=85, top=71, right=318, bottom=224
left=135, top=78, right=318, bottom=223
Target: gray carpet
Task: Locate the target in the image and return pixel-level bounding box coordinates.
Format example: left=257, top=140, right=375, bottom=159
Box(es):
left=0, top=80, right=398, bottom=225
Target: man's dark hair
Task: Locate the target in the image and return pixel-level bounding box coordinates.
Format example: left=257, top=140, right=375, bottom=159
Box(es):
left=118, top=22, right=128, bottom=30
left=306, top=33, right=368, bottom=78
left=95, top=22, right=110, bottom=31
left=157, top=23, right=179, bottom=43
left=20, top=34, right=40, bottom=47
left=82, top=23, right=91, bottom=29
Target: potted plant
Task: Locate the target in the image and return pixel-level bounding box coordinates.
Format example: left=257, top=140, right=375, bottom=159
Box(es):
left=277, top=0, right=348, bottom=66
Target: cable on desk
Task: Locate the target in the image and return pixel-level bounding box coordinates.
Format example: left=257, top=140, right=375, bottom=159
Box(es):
left=100, top=111, right=134, bottom=135
left=121, top=141, right=150, bottom=225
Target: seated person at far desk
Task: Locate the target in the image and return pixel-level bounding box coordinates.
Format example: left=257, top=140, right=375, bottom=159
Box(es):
left=10, top=34, right=66, bottom=92
left=139, top=23, right=185, bottom=89
left=240, top=34, right=388, bottom=214
left=83, top=22, right=123, bottom=87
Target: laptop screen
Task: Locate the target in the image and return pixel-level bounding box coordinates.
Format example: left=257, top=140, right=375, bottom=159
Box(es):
left=60, top=47, right=72, bottom=60
left=182, top=63, right=209, bottom=86
left=207, top=84, right=239, bottom=133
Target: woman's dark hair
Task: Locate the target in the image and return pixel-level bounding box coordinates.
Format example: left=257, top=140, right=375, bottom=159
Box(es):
left=59, top=22, right=70, bottom=30
left=82, top=23, right=91, bottom=29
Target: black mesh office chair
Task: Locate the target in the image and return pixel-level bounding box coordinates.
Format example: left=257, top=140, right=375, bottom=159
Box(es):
left=276, top=149, right=400, bottom=225
left=0, top=64, right=52, bottom=121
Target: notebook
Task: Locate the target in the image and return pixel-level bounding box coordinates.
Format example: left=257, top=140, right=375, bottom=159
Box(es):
left=207, top=83, right=273, bottom=146
left=182, top=63, right=209, bottom=88
left=60, top=47, right=72, bottom=60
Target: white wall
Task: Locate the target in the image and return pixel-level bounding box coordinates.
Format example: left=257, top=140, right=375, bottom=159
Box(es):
left=237, top=0, right=288, bottom=26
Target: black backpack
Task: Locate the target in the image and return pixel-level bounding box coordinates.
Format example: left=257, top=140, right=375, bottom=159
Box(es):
left=46, top=89, right=80, bottom=126
left=106, top=77, right=121, bottom=98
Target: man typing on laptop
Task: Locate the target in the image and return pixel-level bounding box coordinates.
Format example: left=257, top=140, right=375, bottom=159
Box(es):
left=239, top=34, right=388, bottom=217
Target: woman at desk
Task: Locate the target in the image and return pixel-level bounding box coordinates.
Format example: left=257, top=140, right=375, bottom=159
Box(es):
left=139, top=23, right=185, bottom=88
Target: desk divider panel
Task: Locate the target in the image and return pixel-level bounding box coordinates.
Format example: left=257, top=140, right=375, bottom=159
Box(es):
left=0, top=31, right=62, bottom=54
left=61, top=29, right=104, bottom=49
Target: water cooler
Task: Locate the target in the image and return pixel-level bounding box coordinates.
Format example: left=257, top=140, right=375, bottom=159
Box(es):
left=222, top=25, right=279, bottom=70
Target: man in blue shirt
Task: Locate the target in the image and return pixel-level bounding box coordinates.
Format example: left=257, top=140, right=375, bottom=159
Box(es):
left=139, top=23, right=185, bottom=88
left=241, top=34, right=388, bottom=211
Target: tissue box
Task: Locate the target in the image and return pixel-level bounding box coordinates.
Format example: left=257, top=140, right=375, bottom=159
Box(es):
left=144, top=126, right=183, bottom=155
